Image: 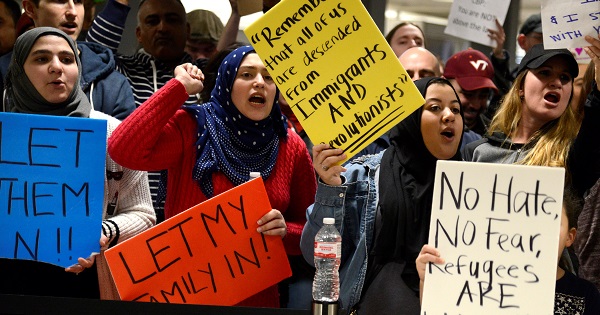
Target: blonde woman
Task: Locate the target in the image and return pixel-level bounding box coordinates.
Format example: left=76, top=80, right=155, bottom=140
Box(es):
left=463, top=44, right=579, bottom=168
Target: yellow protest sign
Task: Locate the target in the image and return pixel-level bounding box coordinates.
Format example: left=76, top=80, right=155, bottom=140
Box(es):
left=245, top=0, right=424, bottom=163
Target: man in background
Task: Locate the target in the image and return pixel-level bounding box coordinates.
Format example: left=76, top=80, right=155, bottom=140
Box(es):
left=444, top=49, right=498, bottom=137
left=399, top=47, right=441, bottom=81
left=0, top=0, right=19, bottom=56
left=185, top=9, right=223, bottom=61
left=87, top=0, right=239, bottom=221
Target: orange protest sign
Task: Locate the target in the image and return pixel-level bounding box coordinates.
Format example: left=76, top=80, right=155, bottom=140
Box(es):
left=104, top=177, right=291, bottom=305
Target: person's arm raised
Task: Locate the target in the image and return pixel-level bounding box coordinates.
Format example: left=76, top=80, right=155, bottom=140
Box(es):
left=217, top=0, right=241, bottom=52
left=108, top=64, right=203, bottom=171
left=488, top=19, right=506, bottom=60
left=174, top=63, right=205, bottom=95
left=86, top=0, right=131, bottom=53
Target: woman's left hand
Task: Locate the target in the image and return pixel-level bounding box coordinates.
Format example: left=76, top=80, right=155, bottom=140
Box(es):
left=257, top=209, right=287, bottom=238
left=312, top=143, right=347, bottom=186
left=488, top=19, right=505, bottom=59
left=584, top=35, right=600, bottom=85
left=64, top=234, right=109, bottom=274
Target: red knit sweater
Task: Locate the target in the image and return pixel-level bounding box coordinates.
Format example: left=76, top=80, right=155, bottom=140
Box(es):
left=108, top=79, right=317, bottom=307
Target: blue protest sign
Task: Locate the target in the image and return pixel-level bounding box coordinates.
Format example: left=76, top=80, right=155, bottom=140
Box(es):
left=0, top=112, right=106, bottom=268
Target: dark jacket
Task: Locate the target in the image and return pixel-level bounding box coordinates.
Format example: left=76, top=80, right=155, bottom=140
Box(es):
left=77, top=41, right=135, bottom=120
left=569, top=86, right=600, bottom=197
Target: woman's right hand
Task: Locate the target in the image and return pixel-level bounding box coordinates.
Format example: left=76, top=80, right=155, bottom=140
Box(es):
left=416, top=244, right=444, bottom=282
left=64, top=235, right=109, bottom=274
left=175, top=63, right=205, bottom=95
left=416, top=244, right=444, bottom=304
left=313, top=143, right=347, bottom=186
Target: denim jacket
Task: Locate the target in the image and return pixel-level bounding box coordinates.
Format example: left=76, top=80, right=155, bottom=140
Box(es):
left=300, top=152, right=382, bottom=314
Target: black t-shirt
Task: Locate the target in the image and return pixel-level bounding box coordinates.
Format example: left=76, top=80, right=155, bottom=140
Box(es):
left=555, top=271, right=600, bottom=314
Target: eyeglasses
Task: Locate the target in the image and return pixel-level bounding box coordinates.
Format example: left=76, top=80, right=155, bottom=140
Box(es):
left=106, top=171, right=123, bottom=181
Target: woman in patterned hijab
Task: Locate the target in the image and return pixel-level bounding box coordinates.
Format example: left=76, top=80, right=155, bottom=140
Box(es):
left=108, top=46, right=317, bottom=307
left=184, top=45, right=288, bottom=198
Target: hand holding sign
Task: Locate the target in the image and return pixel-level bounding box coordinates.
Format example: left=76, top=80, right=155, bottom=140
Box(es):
left=312, top=143, right=347, bottom=186
left=416, top=244, right=444, bottom=301
left=584, top=34, right=600, bottom=84
left=65, top=234, right=108, bottom=274
left=488, top=19, right=506, bottom=58
left=256, top=209, right=287, bottom=238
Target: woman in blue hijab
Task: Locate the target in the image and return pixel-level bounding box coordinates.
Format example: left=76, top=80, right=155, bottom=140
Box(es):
left=108, top=46, right=317, bottom=307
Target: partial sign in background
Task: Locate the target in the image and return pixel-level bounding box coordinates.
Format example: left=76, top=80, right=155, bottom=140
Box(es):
left=541, top=0, right=600, bottom=49
left=421, top=161, right=564, bottom=314
left=444, top=0, right=511, bottom=47
left=105, top=177, right=291, bottom=306
left=237, top=0, right=262, bottom=16
left=0, top=112, right=106, bottom=268
left=244, top=0, right=424, bottom=164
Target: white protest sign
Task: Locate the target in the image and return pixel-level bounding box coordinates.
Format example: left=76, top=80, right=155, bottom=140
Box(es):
left=421, top=161, right=564, bottom=315
left=444, top=0, right=511, bottom=47
left=541, top=0, right=600, bottom=49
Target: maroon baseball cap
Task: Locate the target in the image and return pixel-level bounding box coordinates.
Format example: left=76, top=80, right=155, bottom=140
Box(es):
left=443, top=49, right=498, bottom=94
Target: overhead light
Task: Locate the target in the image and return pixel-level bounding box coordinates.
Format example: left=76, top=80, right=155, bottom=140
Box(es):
left=385, top=9, right=398, bottom=19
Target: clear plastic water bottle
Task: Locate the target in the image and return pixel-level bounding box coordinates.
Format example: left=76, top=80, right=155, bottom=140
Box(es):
left=312, top=217, right=341, bottom=302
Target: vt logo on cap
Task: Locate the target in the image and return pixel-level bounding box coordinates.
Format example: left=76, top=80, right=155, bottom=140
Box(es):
left=443, top=49, right=498, bottom=93
left=469, top=60, right=488, bottom=71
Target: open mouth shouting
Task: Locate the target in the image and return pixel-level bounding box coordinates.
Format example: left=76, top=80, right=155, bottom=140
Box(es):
left=249, top=93, right=266, bottom=106
left=440, top=127, right=456, bottom=141
left=543, top=91, right=561, bottom=106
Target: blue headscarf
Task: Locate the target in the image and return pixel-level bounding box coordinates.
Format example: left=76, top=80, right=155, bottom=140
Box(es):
left=184, top=45, right=288, bottom=197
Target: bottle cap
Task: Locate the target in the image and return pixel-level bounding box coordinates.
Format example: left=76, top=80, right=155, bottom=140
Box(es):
left=249, top=172, right=261, bottom=179
left=323, top=217, right=335, bottom=224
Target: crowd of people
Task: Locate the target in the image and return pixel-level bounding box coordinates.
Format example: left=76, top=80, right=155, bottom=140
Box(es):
left=0, top=0, right=599, bottom=314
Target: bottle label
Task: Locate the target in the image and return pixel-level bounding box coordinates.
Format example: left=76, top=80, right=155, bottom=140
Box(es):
left=314, top=241, right=341, bottom=258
